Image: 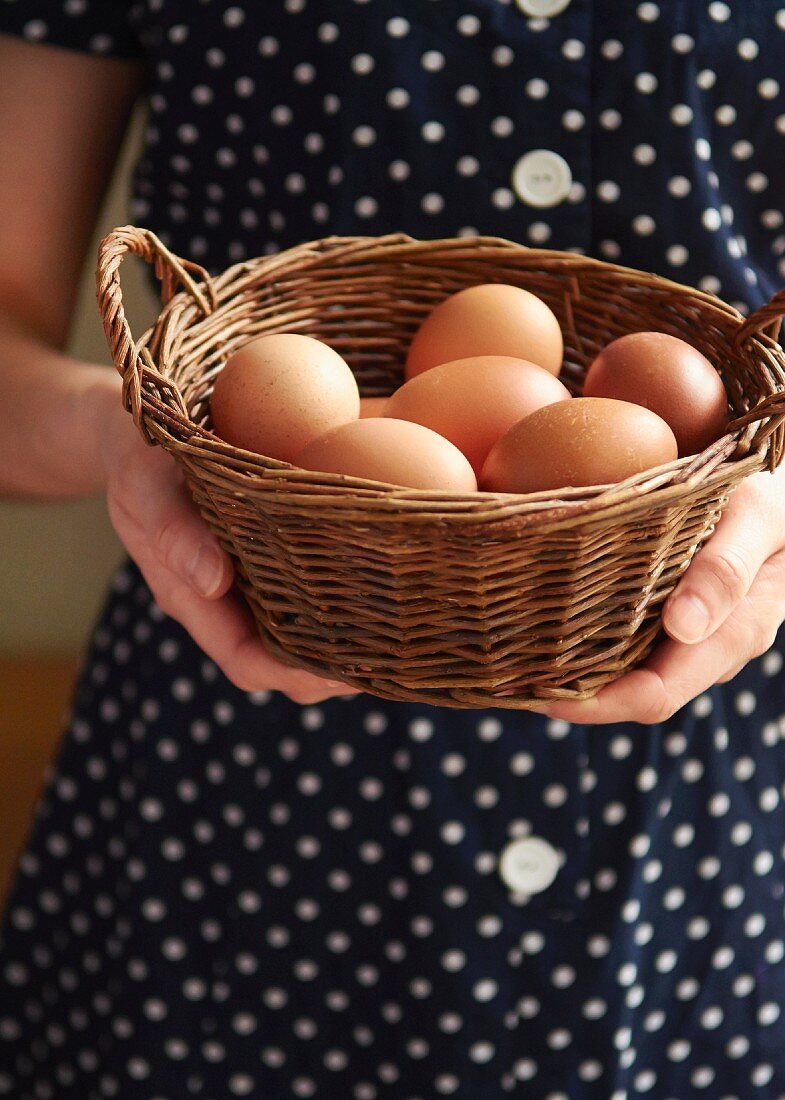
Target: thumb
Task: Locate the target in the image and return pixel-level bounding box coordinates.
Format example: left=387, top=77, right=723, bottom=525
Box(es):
left=662, top=481, right=776, bottom=645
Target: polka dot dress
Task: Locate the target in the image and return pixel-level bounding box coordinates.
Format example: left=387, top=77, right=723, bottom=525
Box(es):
left=2, top=3, right=785, bottom=1097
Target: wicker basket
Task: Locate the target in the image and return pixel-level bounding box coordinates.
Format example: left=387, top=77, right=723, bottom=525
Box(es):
left=96, top=228, right=785, bottom=709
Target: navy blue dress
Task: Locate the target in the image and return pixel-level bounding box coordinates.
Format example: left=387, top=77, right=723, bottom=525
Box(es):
left=2, top=3, right=785, bottom=1098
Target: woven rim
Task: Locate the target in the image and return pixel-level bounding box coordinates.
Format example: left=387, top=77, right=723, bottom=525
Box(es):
left=95, top=229, right=785, bottom=707
left=98, top=229, right=785, bottom=500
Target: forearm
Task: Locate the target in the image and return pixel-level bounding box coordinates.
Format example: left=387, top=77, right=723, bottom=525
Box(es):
left=0, top=306, right=121, bottom=500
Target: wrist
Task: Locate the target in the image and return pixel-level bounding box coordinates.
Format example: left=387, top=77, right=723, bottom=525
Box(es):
left=79, top=366, right=125, bottom=493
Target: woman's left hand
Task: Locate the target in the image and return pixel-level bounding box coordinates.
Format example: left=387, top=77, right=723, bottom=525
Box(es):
left=544, top=462, right=785, bottom=726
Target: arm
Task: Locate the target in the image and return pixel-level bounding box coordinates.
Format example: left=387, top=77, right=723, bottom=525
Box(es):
left=0, top=34, right=137, bottom=498
left=0, top=35, right=357, bottom=702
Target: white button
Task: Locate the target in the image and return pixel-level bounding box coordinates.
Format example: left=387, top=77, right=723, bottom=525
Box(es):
left=516, top=0, right=572, bottom=17
left=511, top=150, right=573, bottom=209
left=498, top=836, right=560, bottom=895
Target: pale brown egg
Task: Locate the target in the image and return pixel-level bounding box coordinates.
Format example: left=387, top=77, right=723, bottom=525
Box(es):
left=210, top=333, right=360, bottom=462
left=296, top=418, right=478, bottom=492
left=405, top=284, right=563, bottom=379
left=480, top=397, right=678, bottom=494
left=359, top=396, right=390, bottom=418
left=583, top=331, right=728, bottom=456
left=385, top=355, right=571, bottom=475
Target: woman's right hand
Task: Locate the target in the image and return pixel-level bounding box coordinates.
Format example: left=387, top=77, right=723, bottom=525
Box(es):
left=92, top=379, right=361, bottom=704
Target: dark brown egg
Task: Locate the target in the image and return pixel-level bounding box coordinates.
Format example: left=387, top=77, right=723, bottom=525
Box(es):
left=480, top=397, right=678, bottom=494
left=583, top=331, right=728, bottom=456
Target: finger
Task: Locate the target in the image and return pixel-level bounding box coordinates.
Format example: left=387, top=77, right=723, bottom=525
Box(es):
left=162, top=563, right=361, bottom=701
left=108, top=445, right=234, bottom=600
left=662, top=475, right=783, bottom=645
left=109, top=448, right=359, bottom=699
left=127, top=523, right=360, bottom=700
left=546, top=625, right=742, bottom=725
left=716, top=661, right=746, bottom=684
left=549, top=549, right=785, bottom=725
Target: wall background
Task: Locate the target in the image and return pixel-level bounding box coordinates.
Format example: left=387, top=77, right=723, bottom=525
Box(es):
left=0, top=107, right=157, bottom=655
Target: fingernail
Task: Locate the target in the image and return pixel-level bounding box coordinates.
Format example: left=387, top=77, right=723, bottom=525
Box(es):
left=189, top=545, right=224, bottom=597
left=666, top=594, right=711, bottom=644
left=328, top=680, right=361, bottom=694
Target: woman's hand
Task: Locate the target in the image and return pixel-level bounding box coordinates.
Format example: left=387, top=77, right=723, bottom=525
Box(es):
left=93, top=381, right=360, bottom=704
left=545, top=462, right=785, bottom=726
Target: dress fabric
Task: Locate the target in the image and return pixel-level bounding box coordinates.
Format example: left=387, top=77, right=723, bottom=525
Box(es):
left=2, top=3, right=785, bottom=1098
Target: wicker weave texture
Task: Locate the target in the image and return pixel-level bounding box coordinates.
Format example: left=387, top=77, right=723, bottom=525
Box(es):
left=97, top=229, right=785, bottom=708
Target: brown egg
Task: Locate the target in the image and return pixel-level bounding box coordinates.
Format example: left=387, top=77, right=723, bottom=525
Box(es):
left=583, top=331, right=728, bottom=456
left=296, top=418, right=478, bottom=492
left=480, top=398, right=678, bottom=494
left=359, top=396, right=390, bottom=418
left=405, top=284, right=563, bottom=379
left=386, top=355, right=571, bottom=475
left=211, top=333, right=360, bottom=462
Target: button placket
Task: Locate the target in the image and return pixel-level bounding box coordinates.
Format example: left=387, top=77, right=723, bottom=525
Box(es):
left=486, top=0, right=591, bottom=251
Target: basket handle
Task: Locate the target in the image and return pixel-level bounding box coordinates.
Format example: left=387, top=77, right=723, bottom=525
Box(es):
left=726, top=287, right=785, bottom=463
left=733, top=286, right=785, bottom=347
left=96, top=225, right=216, bottom=442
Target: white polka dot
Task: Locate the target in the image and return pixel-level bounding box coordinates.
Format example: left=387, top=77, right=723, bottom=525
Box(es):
left=542, top=783, right=568, bottom=807
left=676, top=977, right=700, bottom=1000
left=713, top=945, right=735, bottom=969
left=562, top=37, right=585, bottom=59
left=672, top=33, right=695, bottom=52
left=579, top=1060, right=603, bottom=1082
left=759, top=78, right=780, bottom=99
left=587, top=935, right=611, bottom=958
left=351, top=53, right=375, bottom=75
left=601, top=39, right=624, bottom=60
left=751, top=997, right=779, bottom=1031
left=663, top=886, right=686, bottom=910
left=691, top=1066, right=715, bottom=1088
left=386, top=16, right=410, bottom=37
left=422, top=121, right=445, bottom=143
left=752, top=1064, right=775, bottom=1087
left=473, top=979, right=498, bottom=1003
left=760, top=787, right=779, bottom=811
left=635, top=72, right=658, bottom=93
left=666, top=1039, right=691, bottom=1064
left=671, top=104, right=693, bottom=125
left=437, top=822, right=461, bottom=844
left=599, top=110, right=623, bottom=131
left=655, top=950, right=678, bottom=973
left=526, top=78, right=549, bottom=99
left=487, top=42, right=513, bottom=67
left=421, top=50, right=445, bottom=72
left=760, top=937, right=778, bottom=963
left=609, top=738, right=637, bottom=766
left=551, top=965, right=576, bottom=989
left=456, top=84, right=480, bottom=106
left=547, top=1028, right=572, bottom=1050
left=562, top=110, right=586, bottom=131
left=725, top=1034, right=750, bottom=1059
